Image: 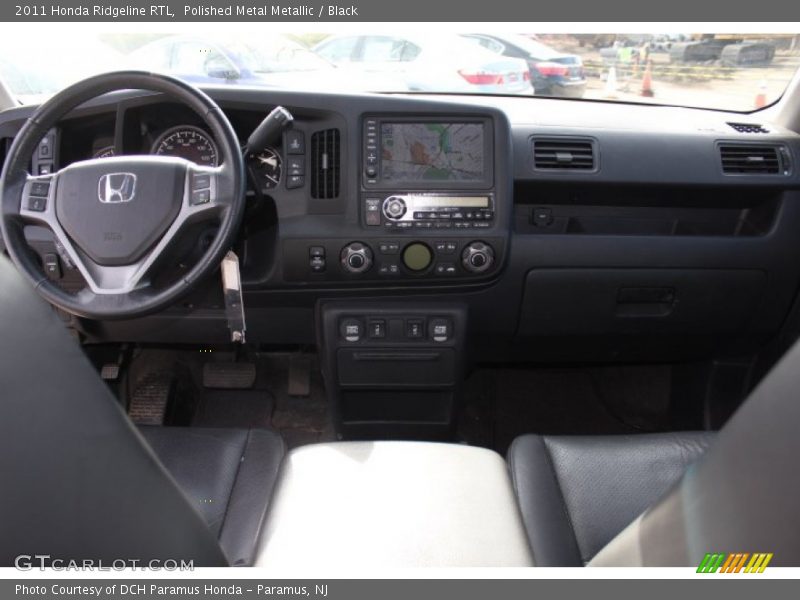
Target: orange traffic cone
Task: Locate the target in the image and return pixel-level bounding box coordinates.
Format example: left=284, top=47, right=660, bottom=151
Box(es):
left=641, top=60, right=654, bottom=97
left=755, top=80, right=768, bottom=108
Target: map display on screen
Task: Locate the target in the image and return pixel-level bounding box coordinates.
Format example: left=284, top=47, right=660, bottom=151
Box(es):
left=380, top=123, right=485, bottom=182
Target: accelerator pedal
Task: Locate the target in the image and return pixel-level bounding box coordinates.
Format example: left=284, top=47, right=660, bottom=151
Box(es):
left=202, top=362, right=256, bottom=390
left=128, top=372, right=173, bottom=425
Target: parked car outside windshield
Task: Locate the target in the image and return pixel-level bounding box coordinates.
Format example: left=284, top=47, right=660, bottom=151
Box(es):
left=0, top=31, right=798, bottom=111
left=462, top=33, right=587, bottom=98
left=128, top=34, right=400, bottom=93
left=313, top=34, right=534, bottom=95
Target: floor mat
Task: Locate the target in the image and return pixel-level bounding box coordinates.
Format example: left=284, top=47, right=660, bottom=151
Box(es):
left=124, top=348, right=334, bottom=449
left=262, top=353, right=336, bottom=448
left=192, top=389, right=275, bottom=429
left=460, top=365, right=672, bottom=455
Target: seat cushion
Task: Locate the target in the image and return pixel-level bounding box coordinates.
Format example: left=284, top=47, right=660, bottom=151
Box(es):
left=139, top=426, right=285, bottom=566
left=507, top=432, right=715, bottom=566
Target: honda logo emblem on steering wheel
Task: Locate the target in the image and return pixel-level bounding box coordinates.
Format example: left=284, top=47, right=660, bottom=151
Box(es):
left=98, top=173, right=136, bottom=204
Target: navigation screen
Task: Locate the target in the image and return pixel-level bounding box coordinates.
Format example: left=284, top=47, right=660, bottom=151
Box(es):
left=380, top=122, right=485, bottom=183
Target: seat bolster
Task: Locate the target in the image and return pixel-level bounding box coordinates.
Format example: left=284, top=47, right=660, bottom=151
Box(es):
left=508, top=432, right=715, bottom=566
left=219, top=429, right=286, bottom=566
left=138, top=427, right=250, bottom=536
left=507, top=435, right=584, bottom=566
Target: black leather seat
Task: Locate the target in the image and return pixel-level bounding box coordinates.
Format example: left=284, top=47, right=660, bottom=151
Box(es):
left=0, top=255, right=284, bottom=566
left=508, top=432, right=714, bottom=566
left=139, top=426, right=285, bottom=566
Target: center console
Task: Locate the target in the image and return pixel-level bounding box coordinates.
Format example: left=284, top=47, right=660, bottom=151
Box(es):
left=254, top=441, right=534, bottom=568
left=319, top=301, right=467, bottom=439
left=282, top=113, right=509, bottom=285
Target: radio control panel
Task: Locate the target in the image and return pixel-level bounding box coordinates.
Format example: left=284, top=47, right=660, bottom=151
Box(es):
left=363, top=193, right=495, bottom=230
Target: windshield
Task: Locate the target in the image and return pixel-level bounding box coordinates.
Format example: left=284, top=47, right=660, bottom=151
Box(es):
left=0, top=30, right=798, bottom=111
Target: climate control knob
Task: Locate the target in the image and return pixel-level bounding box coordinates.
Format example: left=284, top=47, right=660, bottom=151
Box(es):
left=340, top=242, right=373, bottom=274
left=382, top=196, right=407, bottom=220
left=461, top=241, right=495, bottom=274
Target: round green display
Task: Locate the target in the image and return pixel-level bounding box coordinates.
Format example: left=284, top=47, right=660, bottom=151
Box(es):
left=402, top=243, right=433, bottom=272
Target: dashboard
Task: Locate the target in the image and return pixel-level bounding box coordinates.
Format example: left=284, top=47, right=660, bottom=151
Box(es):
left=2, top=86, right=800, bottom=366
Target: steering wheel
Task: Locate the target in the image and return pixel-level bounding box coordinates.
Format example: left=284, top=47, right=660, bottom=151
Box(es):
left=0, top=71, right=246, bottom=320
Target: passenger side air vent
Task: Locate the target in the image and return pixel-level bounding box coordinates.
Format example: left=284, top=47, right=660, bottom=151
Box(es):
left=727, top=122, right=769, bottom=134
left=719, top=144, right=787, bottom=175
left=532, top=137, right=597, bottom=171
left=310, top=128, right=340, bottom=199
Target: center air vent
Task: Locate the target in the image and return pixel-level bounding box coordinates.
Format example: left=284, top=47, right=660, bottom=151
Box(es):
left=533, top=137, right=596, bottom=171
left=719, top=144, right=786, bottom=175
left=310, top=128, right=340, bottom=199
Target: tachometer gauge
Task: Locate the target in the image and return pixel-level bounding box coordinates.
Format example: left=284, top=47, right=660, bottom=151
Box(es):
left=93, top=146, right=115, bottom=159
left=248, top=147, right=282, bottom=190
left=151, top=125, right=219, bottom=167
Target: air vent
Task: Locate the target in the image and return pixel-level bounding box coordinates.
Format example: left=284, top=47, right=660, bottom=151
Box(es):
left=728, top=122, right=769, bottom=134
left=310, top=129, right=340, bottom=199
left=533, top=137, right=596, bottom=171
left=720, top=144, right=785, bottom=175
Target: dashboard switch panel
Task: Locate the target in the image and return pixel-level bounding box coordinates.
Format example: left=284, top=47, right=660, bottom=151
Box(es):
left=320, top=301, right=468, bottom=439
left=284, top=238, right=503, bottom=283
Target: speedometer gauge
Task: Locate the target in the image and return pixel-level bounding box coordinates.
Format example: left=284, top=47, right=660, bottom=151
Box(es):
left=151, top=126, right=219, bottom=167
left=93, top=146, right=115, bottom=159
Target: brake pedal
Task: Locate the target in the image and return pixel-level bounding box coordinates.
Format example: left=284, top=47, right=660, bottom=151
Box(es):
left=202, top=362, right=256, bottom=389
left=128, top=372, right=172, bottom=425
left=100, top=345, right=128, bottom=381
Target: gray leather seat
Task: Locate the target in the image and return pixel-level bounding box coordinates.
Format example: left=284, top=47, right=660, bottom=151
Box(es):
left=508, top=432, right=715, bottom=566
left=0, top=255, right=284, bottom=566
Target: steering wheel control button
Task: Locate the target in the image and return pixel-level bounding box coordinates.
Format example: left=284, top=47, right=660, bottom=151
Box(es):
left=191, top=189, right=211, bottom=205
left=367, top=319, right=387, bottom=339
left=402, top=242, right=433, bottom=272
left=462, top=241, right=495, bottom=274
left=382, top=196, right=407, bottom=220
left=340, top=318, right=363, bottom=343
left=26, top=195, right=47, bottom=212
left=43, top=253, right=61, bottom=280
left=29, top=181, right=51, bottom=197
left=192, top=174, right=212, bottom=190
left=406, top=318, right=425, bottom=339
left=38, top=135, right=53, bottom=158
left=341, top=242, right=373, bottom=274
left=430, top=318, right=452, bottom=343
left=285, top=130, right=305, bottom=155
